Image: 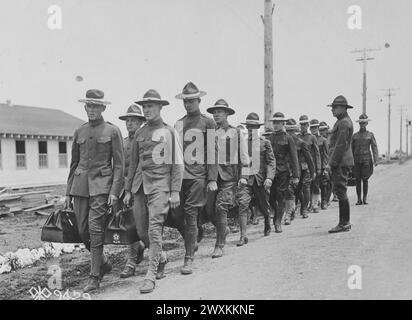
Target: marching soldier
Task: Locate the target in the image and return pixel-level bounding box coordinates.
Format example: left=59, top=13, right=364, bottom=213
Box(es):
left=65, top=89, right=124, bottom=292
left=118, top=104, right=147, bottom=279
left=326, top=95, right=354, bottom=234
left=319, top=121, right=333, bottom=207
left=298, top=115, right=321, bottom=214
left=174, top=82, right=218, bottom=275
left=284, top=118, right=315, bottom=222
left=351, top=114, right=379, bottom=205
left=266, top=112, right=299, bottom=233
left=206, top=99, right=249, bottom=258
left=123, top=89, right=184, bottom=293
left=237, top=113, right=276, bottom=238
left=309, top=119, right=329, bottom=210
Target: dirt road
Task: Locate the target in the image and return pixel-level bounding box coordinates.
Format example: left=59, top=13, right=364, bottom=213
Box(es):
left=94, top=161, right=412, bottom=300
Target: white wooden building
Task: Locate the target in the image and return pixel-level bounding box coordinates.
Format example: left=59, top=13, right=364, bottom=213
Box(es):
left=0, top=103, right=84, bottom=187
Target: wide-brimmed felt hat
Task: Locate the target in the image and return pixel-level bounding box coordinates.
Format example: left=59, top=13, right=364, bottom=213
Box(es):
left=119, top=104, right=146, bottom=121
left=207, top=99, right=235, bottom=115
left=356, top=113, right=371, bottom=123
left=285, top=118, right=299, bottom=130
left=299, top=115, right=310, bottom=124
left=271, top=112, right=286, bottom=121
left=327, top=95, right=354, bottom=109
left=241, top=112, right=264, bottom=126
left=309, top=119, right=320, bottom=127
left=175, top=82, right=206, bottom=100
left=78, top=89, right=111, bottom=105
left=136, top=89, right=170, bottom=106
left=319, top=121, right=329, bottom=130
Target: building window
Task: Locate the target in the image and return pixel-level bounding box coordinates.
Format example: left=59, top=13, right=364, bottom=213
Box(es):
left=16, top=140, right=26, bottom=169
left=38, top=141, right=48, bottom=169
left=58, top=141, right=68, bottom=168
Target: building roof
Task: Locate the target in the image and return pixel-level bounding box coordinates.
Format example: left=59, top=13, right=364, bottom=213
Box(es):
left=0, top=103, right=85, bottom=137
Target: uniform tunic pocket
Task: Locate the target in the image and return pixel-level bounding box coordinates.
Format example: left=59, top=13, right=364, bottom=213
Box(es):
left=97, top=136, right=111, bottom=153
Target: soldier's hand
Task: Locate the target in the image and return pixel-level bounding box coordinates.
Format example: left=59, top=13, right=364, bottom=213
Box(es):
left=107, top=194, right=118, bottom=207
left=207, top=181, right=218, bottom=192
left=312, top=173, right=317, bottom=180
left=292, top=177, right=299, bottom=186
left=64, top=196, right=73, bottom=210
left=238, top=178, right=247, bottom=187
left=123, top=191, right=132, bottom=207
left=169, top=192, right=180, bottom=209
left=263, top=179, right=272, bottom=191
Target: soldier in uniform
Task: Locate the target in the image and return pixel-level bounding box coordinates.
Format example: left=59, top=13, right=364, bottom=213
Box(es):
left=284, top=118, right=315, bottom=222
left=319, top=121, right=333, bottom=207
left=326, top=95, right=354, bottom=233
left=266, top=112, right=299, bottom=233
left=65, top=89, right=124, bottom=292
left=297, top=115, right=321, bottom=214
left=118, top=104, right=147, bottom=279
left=309, top=119, right=329, bottom=210
left=174, top=82, right=218, bottom=275
left=123, top=89, right=184, bottom=293
left=351, top=114, right=379, bottom=205
left=206, top=99, right=249, bottom=258
left=237, top=113, right=276, bottom=239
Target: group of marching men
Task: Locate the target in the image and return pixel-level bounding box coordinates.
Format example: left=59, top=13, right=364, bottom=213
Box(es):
left=65, top=82, right=379, bottom=294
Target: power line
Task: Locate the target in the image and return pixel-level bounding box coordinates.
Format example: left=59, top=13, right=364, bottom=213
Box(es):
left=350, top=48, right=381, bottom=114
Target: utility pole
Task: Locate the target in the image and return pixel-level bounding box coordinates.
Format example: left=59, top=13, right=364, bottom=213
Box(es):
left=382, top=88, right=399, bottom=162
left=351, top=48, right=380, bottom=115
left=406, top=117, right=410, bottom=158
left=261, top=0, right=275, bottom=129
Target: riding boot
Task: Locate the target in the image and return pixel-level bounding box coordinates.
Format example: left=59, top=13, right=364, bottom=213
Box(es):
left=237, top=210, right=248, bottom=246
left=356, top=180, right=362, bottom=205
left=339, top=199, right=351, bottom=226
left=263, top=213, right=271, bottom=236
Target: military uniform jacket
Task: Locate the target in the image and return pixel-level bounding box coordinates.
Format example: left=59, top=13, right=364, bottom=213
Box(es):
left=175, top=111, right=218, bottom=181
left=66, top=117, right=124, bottom=197
left=315, top=134, right=329, bottom=170
left=125, top=117, right=184, bottom=195
left=290, top=134, right=315, bottom=176
left=298, top=132, right=321, bottom=172
left=351, top=130, right=379, bottom=164
left=266, top=130, right=299, bottom=178
left=215, top=121, right=250, bottom=182
left=328, top=112, right=354, bottom=167
left=246, top=134, right=276, bottom=186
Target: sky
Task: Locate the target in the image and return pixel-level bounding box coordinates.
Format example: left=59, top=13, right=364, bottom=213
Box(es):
left=0, top=0, right=411, bottom=155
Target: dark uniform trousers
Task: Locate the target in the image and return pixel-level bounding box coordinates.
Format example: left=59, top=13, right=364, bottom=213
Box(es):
left=180, top=178, right=207, bottom=259
left=73, top=195, right=109, bottom=277
left=270, top=171, right=291, bottom=222
left=297, top=169, right=311, bottom=212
